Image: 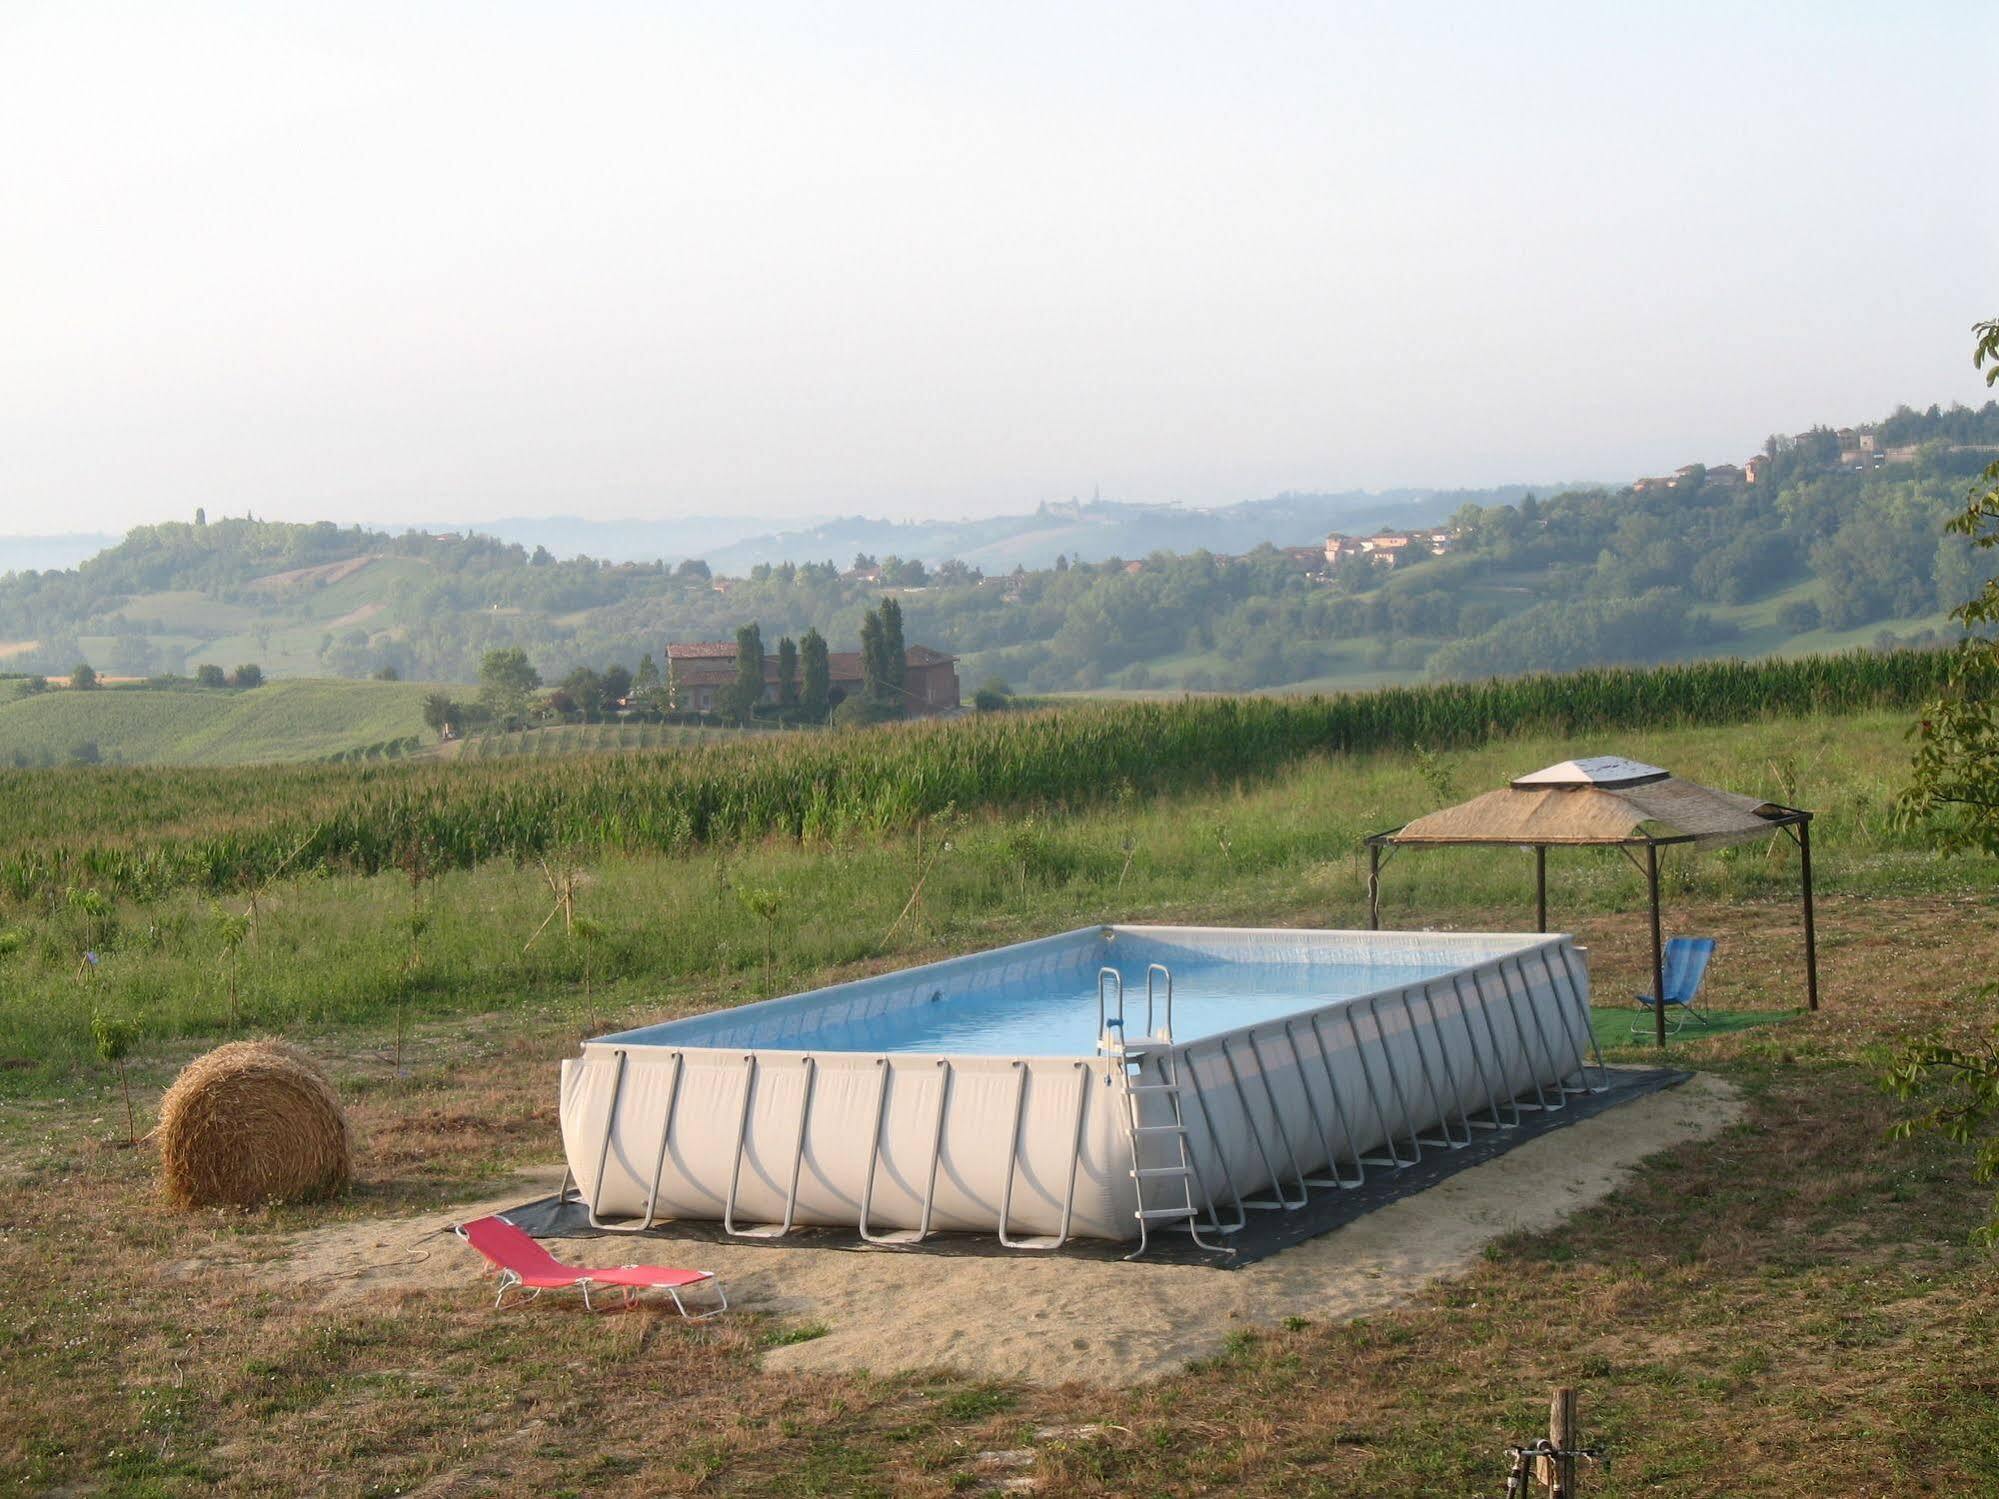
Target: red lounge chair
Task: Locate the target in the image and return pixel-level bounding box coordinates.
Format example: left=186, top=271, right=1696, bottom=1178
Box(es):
left=453, top=1215, right=727, bottom=1319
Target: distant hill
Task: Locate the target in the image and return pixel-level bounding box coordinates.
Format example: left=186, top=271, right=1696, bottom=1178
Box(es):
left=695, top=487, right=1566, bottom=575
left=2, top=398, right=1993, bottom=709
left=0, top=677, right=436, bottom=766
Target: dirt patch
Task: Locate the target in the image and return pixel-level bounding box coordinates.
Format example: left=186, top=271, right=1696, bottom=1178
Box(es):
left=327, top=601, right=385, bottom=630
left=253, top=1071, right=1741, bottom=1387
left=246, top=555, right=375, bottom=592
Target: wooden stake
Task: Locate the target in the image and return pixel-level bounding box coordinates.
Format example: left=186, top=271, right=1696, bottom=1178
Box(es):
left=1538, top=1386, right=1578, bottom=1497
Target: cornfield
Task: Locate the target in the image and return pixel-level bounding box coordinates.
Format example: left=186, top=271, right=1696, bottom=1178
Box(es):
left=0, top=647, right=1955, bottom=904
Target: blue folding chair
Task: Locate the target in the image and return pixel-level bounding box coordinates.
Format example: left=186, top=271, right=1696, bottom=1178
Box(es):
left=1632, top=937, right=1716, bottom=1036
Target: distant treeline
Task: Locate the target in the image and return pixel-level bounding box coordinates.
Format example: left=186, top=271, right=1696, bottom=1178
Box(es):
left=0, top=646, right=1956, bottom=905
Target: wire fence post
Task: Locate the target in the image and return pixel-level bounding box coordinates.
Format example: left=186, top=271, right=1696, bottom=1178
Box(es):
left=1505, top=1385, right=1600, bottom=1496
left=1539, top=1386, right=1578, bottom=1498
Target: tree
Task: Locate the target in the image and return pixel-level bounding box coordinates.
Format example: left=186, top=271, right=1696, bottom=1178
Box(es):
left=479, top=647, right=540, bottom=724
left=632, top=653, right=661, bottom=708
left=723, top=623, right=764, bottom=723
left=1891, top=317, right=1999, bottom=1239
left=69, top=663, right=97, bottom=690
left=194, top=506, right=206, bottom=526
left=601, top=664, right=633, bottom=709
left=420, top=692, right=457, bottom=737
left=373, top=665, right=400, bottom=681
left=799, top=628, right=830, bottom=722
left=776, top=636, right=799, bottom=717
left=559, top=667, right=604, bottom=720
left=195, top=664, right=227, bottom=688
left=879, top=597, right=907, bottom=705
left=230, top=663, right=264, bottom=688
left=675, top=558, right=711, bottom=580
left=859, top=609, right=887, bottom=702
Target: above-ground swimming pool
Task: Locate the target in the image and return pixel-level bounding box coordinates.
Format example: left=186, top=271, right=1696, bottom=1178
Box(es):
left=559, top=925, right=1603, bottom=1254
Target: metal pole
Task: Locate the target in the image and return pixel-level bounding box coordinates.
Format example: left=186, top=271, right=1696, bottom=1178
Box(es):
left=1367, top=842, right=1381, bottom=930
left=1647, top=842, right=1667, bottom=1050
left=1535, top=845, right=1547, bottom=933
left=1799, top=814, right=1819, bottom=1011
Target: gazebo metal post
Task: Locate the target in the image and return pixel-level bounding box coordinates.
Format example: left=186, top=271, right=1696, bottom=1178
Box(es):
left=1645, top=840, right=1667, bottom=1049
left=1534, top=846, right=1548, bottom=933
left=1797, top=812, right=1819, bottom=1012
left=1367, top=842, right=1381, bottom=930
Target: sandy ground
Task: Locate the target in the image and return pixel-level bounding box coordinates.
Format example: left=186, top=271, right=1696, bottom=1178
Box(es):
left=264, top=1071, right=1741, bottom=1387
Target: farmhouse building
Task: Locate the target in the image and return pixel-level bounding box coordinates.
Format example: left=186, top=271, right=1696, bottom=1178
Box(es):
left=664, top=641, right=960, bottom=715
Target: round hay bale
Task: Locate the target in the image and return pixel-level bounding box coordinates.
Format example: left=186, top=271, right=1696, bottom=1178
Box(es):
left=156, top=1039, right=353, bottom=1209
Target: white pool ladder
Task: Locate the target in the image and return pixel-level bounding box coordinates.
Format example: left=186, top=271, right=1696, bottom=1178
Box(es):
left=1100, top=965, right=1228, bottom=1260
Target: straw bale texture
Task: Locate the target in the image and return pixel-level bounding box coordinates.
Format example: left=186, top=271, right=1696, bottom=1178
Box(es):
left=156, top=1040, right=353, bottom=1209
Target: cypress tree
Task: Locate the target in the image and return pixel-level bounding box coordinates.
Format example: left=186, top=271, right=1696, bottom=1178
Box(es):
left=728, top=623, right=764, bottom=722
left=879, top=597, right=906, bottom=708
left=799, top=628, right=830, bottom=722
left=777, top=636, right=799, bottom=717
left=859, top=612, right=886, bottom=703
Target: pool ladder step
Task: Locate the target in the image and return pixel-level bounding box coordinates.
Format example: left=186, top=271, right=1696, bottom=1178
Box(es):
left=1097, top=963, right=1229, bottom=1260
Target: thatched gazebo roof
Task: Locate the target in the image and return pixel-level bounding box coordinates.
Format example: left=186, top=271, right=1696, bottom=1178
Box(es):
left=1388, top=756, right=1786, bottom=849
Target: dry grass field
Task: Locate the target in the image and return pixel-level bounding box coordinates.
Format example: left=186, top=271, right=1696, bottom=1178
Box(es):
left=2, top=704, right=1995, bottom=1495
left=4, top=886, right=1996, bottom=1496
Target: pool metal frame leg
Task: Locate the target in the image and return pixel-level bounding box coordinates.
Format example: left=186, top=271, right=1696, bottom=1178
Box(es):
left=1396, top=987, right=1463, bottom=1151
left=1534, top=947, right=1599, bottom=1095
left=723, top=1053, right=818, bottom=1239
left=1448, top=972, right=1514, bottom=1131
left=1481, top=965, right=1557, bottom=1112
left=1175, top=1050, right=1247, bottom=1236
left=859, top=1057, right=953, bottom=1246
left=1364, top=994, right=1430, bottom=1164
left=1301, top=1013, right=1369, bottom=1186
left=1465, top=969, right=1529, bottom=1126
left=1246, top=1027, right=1337, bottom=1190
left=1502, top=956, right=1569, bottom=1109
left=1282, top=1017, right=1362, bottom=1188
left=588, top=1048, right=689, bottom=1232
left=1410, top=984, right=1474, bottom=1148
left=999, top=1059, right=1092, bottom=1250
left=1343, top=1004, right=1416, bottom=1168
left=1553, top=943, right=1612, bottom=1092
left=1219, top=1035, right=1308, bottom=1209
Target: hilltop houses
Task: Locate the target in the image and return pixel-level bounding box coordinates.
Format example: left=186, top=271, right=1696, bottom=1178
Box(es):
left=1322, top=529, right=1455, bottom=569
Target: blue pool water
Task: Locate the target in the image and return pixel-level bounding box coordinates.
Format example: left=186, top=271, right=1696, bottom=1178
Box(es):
left=787, top=958, right=1455, bottom=1056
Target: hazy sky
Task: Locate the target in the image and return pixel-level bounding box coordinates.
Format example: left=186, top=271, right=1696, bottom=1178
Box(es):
left=2, top=2, right=1994, bottom=536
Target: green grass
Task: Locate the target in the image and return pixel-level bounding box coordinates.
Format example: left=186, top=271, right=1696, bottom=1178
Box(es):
left=1, top=705, right=1985, bottom=1085
left=110, top=589, right=264, bottom=635
left=0, top=678, right=441, bottom=767
left=1592, top=1006, right=1795, bottom=1050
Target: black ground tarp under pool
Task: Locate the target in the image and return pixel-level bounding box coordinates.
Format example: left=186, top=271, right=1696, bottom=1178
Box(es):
left=490, top=1067, right=1690, bottom=1270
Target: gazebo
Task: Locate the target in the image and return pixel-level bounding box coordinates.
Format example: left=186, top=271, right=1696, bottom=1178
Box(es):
left=1363, top=756, right=1818, bottom=1048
